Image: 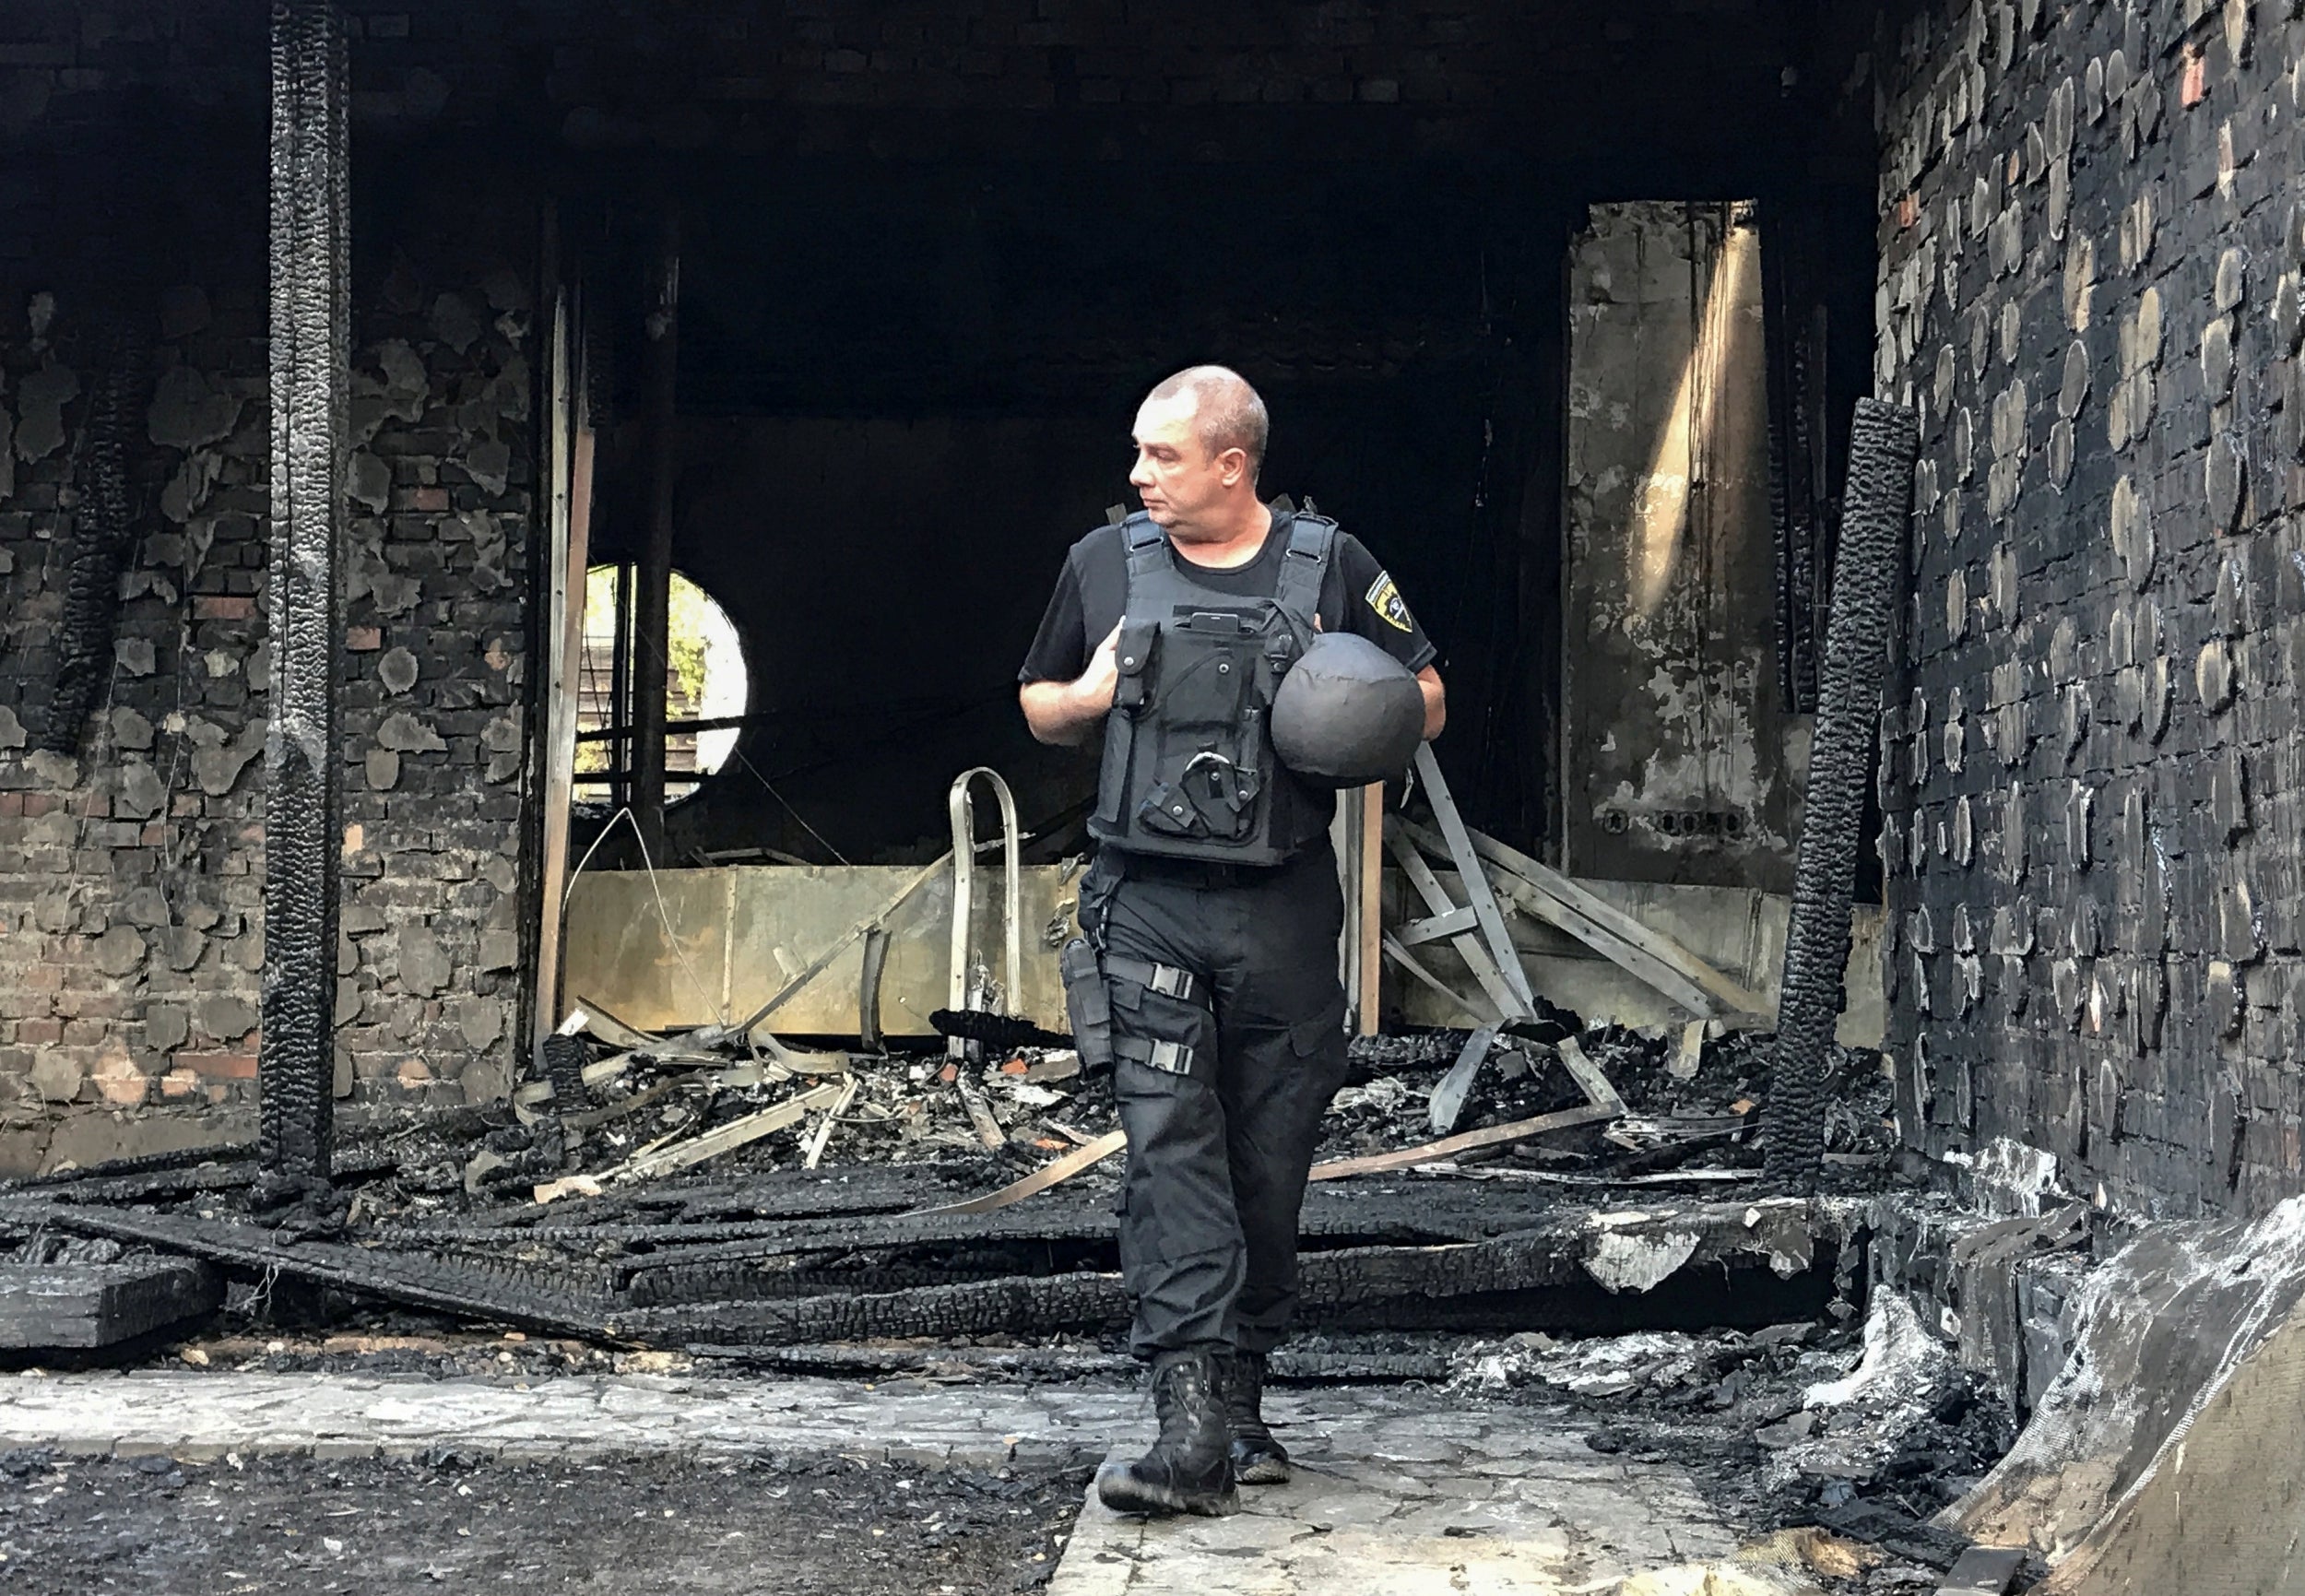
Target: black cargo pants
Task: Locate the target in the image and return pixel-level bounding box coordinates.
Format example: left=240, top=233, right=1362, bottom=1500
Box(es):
left=1079, top=843, right=1352, bottom=1360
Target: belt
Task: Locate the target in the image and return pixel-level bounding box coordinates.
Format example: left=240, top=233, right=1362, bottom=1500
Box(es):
left=1102, top=842, right=1332, bottom=891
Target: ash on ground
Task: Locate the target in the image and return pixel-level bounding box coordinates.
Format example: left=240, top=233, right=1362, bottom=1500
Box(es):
left=1446, top=1297, right=2016, bottom=1591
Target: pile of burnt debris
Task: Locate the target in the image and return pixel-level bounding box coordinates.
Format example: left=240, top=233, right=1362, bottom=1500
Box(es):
left=1467, top=1301, right=2029, bottom=1590
left=0, top=754, right=1922, bottom=1357
left=0, top=997, right=1897, bottom=1356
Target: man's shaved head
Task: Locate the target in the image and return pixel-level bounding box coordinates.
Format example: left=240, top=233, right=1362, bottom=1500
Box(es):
left=1143, top=365, right=1269, bottom=478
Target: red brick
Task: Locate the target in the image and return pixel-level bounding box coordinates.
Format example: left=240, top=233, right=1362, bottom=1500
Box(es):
left=178, top=1050, right=258, bottom=1081
left=346, top=626, right=382, bottom=651
left=194, top=595, right=257, bottom=621
left=410, top=487, right=450, bottom=512
left=16, top=1019, right=61, bottom=1046
left=0, top=794, right=20, bottom=818
left=21, top=793, right=58, bottom=819
left=139, top=822, right=166, bottom=846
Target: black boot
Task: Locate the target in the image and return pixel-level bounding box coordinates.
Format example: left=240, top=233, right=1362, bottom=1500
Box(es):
left=1219, top=1349, right=1290, bottom=1484
left=1095, top=1348, right=1238, bottom=1517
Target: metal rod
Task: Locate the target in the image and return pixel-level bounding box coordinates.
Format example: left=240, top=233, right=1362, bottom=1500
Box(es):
left=946, top=768, right=1023, bottom=1058
left=630, top=202, right=680, bottom=858
left=609, top=558, right=631, bottom=814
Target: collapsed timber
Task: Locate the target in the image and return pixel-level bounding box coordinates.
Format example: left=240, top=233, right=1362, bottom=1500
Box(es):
left=0, top=999, right=1899, bottom=1353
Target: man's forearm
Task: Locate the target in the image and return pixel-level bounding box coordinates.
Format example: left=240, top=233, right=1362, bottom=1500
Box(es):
left=1417, top=666, right=1446, bottom=741
left=1021, top=679, right=1107, bottom=747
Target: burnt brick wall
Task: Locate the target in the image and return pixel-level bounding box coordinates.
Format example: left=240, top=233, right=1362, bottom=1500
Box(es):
left=0, top=6, right=539, bottom=1167
left=0, top=213, right=279, bottom=1168
left=332, top=212, right=539, bottom=1113
left=0, top=234, right=539, bottom=1168
left=1874, top=0, right=2305, bottom=1218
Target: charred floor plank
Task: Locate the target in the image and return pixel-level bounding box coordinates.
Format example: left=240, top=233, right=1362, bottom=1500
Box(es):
left=0, top=1201, right=622, bottom=1342
left=615, top=1200, right=1839, bottom=1345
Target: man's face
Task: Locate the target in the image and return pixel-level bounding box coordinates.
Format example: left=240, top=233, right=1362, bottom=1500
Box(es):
left=1129, top=394, right=1241, bottom=538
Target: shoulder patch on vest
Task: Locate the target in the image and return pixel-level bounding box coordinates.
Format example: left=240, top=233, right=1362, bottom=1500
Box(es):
left=1365, top=572, right=1414, bottom=633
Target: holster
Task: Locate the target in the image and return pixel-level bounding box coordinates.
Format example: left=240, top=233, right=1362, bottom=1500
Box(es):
left=1060, top=935, right=1114, bottom=1072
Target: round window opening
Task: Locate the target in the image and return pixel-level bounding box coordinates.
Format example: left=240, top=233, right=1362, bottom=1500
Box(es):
left=573, top=564, right=748, bottom=813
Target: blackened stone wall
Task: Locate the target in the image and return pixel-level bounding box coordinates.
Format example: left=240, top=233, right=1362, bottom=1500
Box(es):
left=1875, top=0, right=2305, bottom=1217
left=0, top=213, right=540, bottom=1168
left=0, top=6, right=540, bottom=1167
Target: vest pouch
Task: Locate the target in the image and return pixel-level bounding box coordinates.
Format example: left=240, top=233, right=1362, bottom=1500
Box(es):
left=1093, top=619, right=1162, bottom=833
left=1156, top=611, right=1259, bottom=727
left=1111, top=619, right=1158, bottom=713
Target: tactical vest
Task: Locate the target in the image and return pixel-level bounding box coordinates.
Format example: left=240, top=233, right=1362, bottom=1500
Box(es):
left=1090, top=510, right=1336, bottom=866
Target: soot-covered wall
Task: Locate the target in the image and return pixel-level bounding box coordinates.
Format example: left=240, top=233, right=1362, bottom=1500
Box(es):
left=1875, top=0, right=2305, bottom=1217
left=1562, top=202, right=1804, bottom=895
left=0, top=11, right=543, bottom=1169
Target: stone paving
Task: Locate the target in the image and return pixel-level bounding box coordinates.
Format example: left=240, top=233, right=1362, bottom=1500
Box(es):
left=0, top=1369, right=1814, bottom=1592
left=0, top=1367, right=1132, bottom=1468
left=1050, top=1401, right=1811, bottom=1596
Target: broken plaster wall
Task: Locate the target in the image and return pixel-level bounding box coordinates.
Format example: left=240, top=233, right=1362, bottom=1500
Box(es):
left=1875, top=0, right=2305, bottom=1218
left=0, top=98, right=540, bottom=1169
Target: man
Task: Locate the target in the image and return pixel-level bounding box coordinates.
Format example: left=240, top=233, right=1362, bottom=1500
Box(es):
left=1020, top=366, right=1444, bottom=1516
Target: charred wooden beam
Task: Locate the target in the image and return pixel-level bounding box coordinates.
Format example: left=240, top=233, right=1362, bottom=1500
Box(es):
left=1767, top=398, right=1915, bottom=1185
left=3, top=1185, right=1841, bottom=1351
left=2, top=1200, right=621, bottom=1341
left=259, top=0, right=350, bottom=1203
left=371, top=1181, right=1587, bottom=1266
left=612, top=1201, right=1831, bottom=1346
left=615, top=1270, right=1129, bottom=1345
left=0, top=1260, right=220, bottom=1350
left=689, top=1343, right=1453, bottom=1384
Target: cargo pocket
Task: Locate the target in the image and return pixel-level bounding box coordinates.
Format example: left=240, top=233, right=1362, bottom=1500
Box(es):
left=1289, top=1001, right=1352, bottom=1097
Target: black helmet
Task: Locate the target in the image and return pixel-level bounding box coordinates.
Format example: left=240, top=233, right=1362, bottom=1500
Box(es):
left=1271, top=632, right=1424, bottom=787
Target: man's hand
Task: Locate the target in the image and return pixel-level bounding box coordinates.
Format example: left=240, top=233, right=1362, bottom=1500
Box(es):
left=1080, top=620, right=1121, bottom=706
left=1416, top=664, right=1446, bottom=741
left=1021, top=622, right=1123, bottom=747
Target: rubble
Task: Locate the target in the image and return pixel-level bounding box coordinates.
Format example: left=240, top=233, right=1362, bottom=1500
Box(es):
left=0, top=993, right=1897, bottom=1360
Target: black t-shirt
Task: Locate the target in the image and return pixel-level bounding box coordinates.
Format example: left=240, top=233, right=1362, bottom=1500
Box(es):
left=1019, top=514, right=1438, bottom=685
